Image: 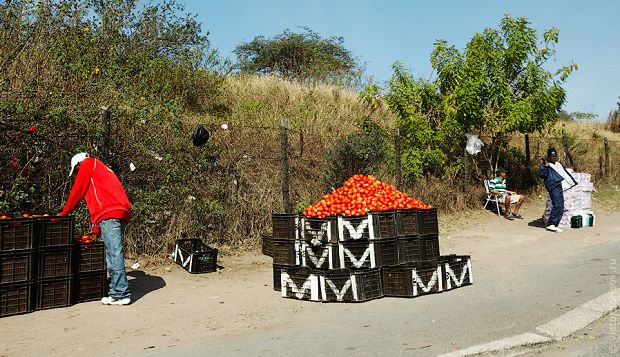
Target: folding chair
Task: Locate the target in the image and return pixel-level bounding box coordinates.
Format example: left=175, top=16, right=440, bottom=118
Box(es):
left=483, top=179, right=502, bottom=216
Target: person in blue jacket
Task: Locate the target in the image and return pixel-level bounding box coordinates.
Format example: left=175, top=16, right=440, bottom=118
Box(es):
left=538, top=147, right=577, bottom=232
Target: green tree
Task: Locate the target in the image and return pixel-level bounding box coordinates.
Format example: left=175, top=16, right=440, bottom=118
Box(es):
left=234, top=27, right=362, bottom=85
left=431, top=14, right=577, bottom=170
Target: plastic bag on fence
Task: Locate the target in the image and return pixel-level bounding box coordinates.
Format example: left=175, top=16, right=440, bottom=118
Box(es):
left=192, top=124, right=209, bottom=147
left=465, top=133, right=484, bottom=155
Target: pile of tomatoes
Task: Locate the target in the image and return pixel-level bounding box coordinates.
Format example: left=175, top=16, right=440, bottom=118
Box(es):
left=0, top=213, right=50, bottom=220
left=302, top=174, right=431, bottom=218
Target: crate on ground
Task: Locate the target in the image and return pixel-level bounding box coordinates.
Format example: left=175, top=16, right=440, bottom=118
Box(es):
left=300, top=241, right=340, bottom=270
left=319, top=268, right=383, bottom=302
left=261, top=234, right=273, bottom=257
left=280, top=266, right=320, bottom=301
left=441, top=255, right=473, bottom=290
left=35, top=276, right=73, bottom=310
left=272, top=214, right=300, bottom=240
left=172, top=238, right=218, bottom=274
left=272, top=239, right=300, bottom=266
left=0, top=282, right=33, bottom=318
left=74, top=241, right=106, bottom=273
left=396, top=208, right=438, bottom=237
left=35, top=215, right=74, bottom=247
left=300, top=216, right=338, bottom=244
left=74, top=270, right=107, bottom=303
left=37, top=246, right=73, bottom=278
left=382, top=262, right=443, bottom=297
left=0, top=216, right=35, bottom=252
left=1, top=250, right=34, bottom=284
left=419, top=235, right=440, bottom=261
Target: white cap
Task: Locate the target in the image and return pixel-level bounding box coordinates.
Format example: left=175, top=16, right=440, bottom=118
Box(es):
left=69, top=152, right=89, bottom=177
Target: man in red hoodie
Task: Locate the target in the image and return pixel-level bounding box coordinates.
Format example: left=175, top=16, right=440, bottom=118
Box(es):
left=59, top=152, right=132, bottom=305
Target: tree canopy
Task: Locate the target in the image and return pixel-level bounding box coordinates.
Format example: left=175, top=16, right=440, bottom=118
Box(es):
left=385, top=14, right=576, bottom=180
left=234, top=27, right=362, bottom=84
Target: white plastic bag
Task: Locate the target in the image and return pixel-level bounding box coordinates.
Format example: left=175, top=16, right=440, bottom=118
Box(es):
left=465, top=133, right=484, bottom=155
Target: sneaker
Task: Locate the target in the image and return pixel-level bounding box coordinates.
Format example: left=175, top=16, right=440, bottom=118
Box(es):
left=101, top=296, right=131, bottom=306
left=546, top=225, right=559, bottom=232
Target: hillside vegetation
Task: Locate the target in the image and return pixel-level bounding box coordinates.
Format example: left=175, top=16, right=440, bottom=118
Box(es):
left=1, top=1, right=618, bottom=258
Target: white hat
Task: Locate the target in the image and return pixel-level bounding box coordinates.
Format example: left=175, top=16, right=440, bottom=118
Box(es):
left=69, top=152, right=89, bottom=177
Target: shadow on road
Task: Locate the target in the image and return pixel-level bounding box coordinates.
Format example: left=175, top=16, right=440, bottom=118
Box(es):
left=528, top=217, right=546, bottom=228
left=127, top=270, right=166, bottom=303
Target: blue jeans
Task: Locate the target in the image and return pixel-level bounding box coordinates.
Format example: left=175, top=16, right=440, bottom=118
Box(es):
left=548, top=185, right=564, bottom=227
left=100, top=219, right=130, bottom=299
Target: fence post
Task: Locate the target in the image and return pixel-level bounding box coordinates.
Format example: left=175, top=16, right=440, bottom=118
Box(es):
left=101, top=106, right=110, bottom=164
left=280, top=119, right=292, bottom=214
left=525, top=134, right=531, bottom=166
left=604, top=137, right=609, bottom=177
left=562, top=136, right=575, bottom=170
left=463, top=134, right=469, bottom=192
left=394, top=128, right=402, bottom=190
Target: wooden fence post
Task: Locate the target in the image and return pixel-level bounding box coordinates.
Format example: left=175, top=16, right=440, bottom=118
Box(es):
left=525, top=134, right=531, bottom=166
left=101, top=106, right=110, bottom=164
left=604, top=137, right=609, bottom=177
left=394, top=128, right=402, bottom=190
left=463, top=135, right=469, bottom=192
left=280, top=119, right=292, bottom=214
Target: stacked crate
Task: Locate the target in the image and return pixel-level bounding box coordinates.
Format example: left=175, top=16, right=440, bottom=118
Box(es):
left=0, top=215, right=36, bottom=317
left=74, top=241, right=107, bottom=303
left=270, top=207, right=473, bottom=303
left=1, top=213, right=108, bottom=318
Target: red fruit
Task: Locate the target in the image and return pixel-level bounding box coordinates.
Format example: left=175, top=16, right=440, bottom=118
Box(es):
left=27, top=125, right=37, bottom=133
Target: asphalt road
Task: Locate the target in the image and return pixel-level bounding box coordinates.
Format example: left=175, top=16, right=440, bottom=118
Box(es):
left=141, top=209, right=620, bottom=357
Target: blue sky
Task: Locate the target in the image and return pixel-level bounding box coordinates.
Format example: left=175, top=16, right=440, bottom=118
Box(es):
left=182, top=0, right=619, bottom=120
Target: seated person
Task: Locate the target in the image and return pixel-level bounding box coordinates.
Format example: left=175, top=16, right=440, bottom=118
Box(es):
left=488, top=167, right=526, bottom=220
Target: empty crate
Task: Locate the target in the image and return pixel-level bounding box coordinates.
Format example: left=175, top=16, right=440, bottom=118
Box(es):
left=261, top=234, right=273, bottom=257
left=37, top=246, right=73, bottom=278
left=172, top=238, right=218, bottom=273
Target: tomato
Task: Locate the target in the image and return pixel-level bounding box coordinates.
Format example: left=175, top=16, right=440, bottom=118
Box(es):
left=302, top=174, right=430, bottom=218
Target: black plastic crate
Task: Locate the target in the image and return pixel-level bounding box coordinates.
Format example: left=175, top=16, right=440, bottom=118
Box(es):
left=272, top=264, right=290, bottom=291
left=35, top=276, right=73, bottom=310
left=397, top=237, right=421, bottom=264
left=0, top=282, right=33, bottom=318
left=74, top=270, right=107, bottom=303
left=300, top=216, right=338, bottom=244
left=37, top=246, right=73, bottom=278
left=0, top=217, right=35, bottom=252
left=35, top=215, right=74, bottom=247
left=0, top=250, right=34, bottom=284
left=261, top=234, right=273, bottom=257
left=396, top=208, right=439, bottom=237
left=280, top=266, right=320, bottom=301
left=419, top=235, right=440, bottom=261
left=375, top=238, right=399, bottom=266
left=382, top=262, right=443, bottom=297
left=319, top=268, right=383, bottom=302
left=336, top=212, right=398, bottom=241
left=272, top=214, right=299, bottom=240
left=172, top=238, right=218, bottom=273
left=272, top=239, right=300, bottom=266
left=74, top=242, right=106, bottom=273
left=300, top=242, right=340, bottom=270
left=441, top=255, right=473, bottom=290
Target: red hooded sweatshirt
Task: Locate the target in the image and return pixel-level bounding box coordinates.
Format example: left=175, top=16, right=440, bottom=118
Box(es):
left=60, top=157, right=131, bottom=233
